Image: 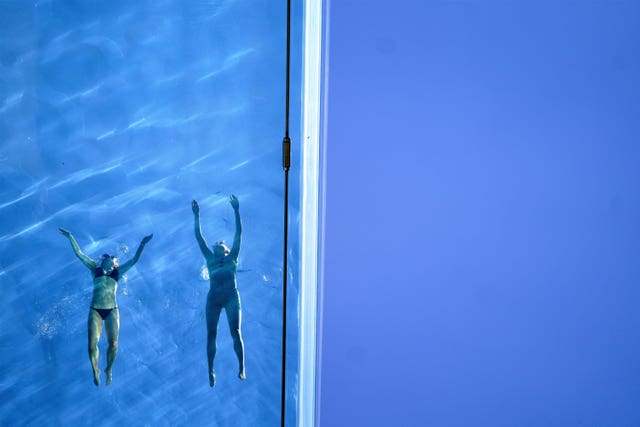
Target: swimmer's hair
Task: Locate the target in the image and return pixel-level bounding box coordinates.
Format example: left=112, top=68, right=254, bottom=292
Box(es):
left=100, top=254, right=119, bottom=264
left=213, top=241, right=231, bottom=255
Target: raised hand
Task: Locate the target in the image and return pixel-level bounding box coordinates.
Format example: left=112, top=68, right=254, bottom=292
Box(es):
left=192, top=200, right=200, bottom=215
left=229, top=194, right=239, bottom=210
left=59, top=227, right=71, bottom=237
left=142, top=234, right=153, bottom=245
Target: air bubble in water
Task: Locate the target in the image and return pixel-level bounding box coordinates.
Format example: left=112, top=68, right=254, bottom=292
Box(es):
left=201, top=265, right=209, bottom=280
left=35, top=316, right=60, bottom=338
left=117, top=244, right=130, bottom=258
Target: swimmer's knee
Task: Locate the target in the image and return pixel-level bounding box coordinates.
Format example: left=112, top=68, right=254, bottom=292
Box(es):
left=108, top=339, right=118, bottom=349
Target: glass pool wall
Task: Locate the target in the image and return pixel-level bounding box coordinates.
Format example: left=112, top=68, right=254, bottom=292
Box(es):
left=0, top=1, right=302, bottom=426
left=298, top=0, right=324, bottom=425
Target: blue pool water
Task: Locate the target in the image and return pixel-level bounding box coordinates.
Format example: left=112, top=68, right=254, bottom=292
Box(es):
left=0, top=1, right=301, bottom=425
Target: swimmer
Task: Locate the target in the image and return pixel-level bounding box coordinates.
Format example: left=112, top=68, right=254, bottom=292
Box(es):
left=192, top=195, right=245, bottom=387
left=58, top=228, right=153, bottom=387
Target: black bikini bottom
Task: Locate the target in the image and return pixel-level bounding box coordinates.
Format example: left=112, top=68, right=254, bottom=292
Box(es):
left=91, top=306, right=117, bottom=320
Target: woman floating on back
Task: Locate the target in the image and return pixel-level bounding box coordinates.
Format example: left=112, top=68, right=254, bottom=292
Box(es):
left=192, top=195, right=246, bottom=387
left=59, top=228, right=152, bottom=386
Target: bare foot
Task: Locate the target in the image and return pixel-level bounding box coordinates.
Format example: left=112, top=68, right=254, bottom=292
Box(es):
left=238, top=369, right=246, bottom=381
left=105, top=369, right=113, bottom=386
left=93, top=369, right=101, bottom=387
left=209, top=370, right=216, bottom=387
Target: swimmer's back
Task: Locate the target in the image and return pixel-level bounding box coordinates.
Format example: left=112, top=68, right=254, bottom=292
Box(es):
left=207, top=256, right=237, bottom=290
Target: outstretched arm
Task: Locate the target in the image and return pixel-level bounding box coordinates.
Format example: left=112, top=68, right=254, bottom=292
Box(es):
left=193, top=200, right=214, bottom=260
left=229, top=195, right=241, bottom=259
left=59, top=228, right=97, bottom=270
left=119, top=234, right=153, bottom=274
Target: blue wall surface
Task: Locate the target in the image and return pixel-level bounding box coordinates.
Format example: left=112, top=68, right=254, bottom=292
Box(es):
left=319, top=1, right=640, bottom=426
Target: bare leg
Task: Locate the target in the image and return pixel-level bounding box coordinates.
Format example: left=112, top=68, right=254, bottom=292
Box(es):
left=87, top=309, right=103, bottom=386
left=206, top=298, right=223, bottom=387
left=225, top=292, right=245, bottom=380
left=103, top=308, right=120, bottom=386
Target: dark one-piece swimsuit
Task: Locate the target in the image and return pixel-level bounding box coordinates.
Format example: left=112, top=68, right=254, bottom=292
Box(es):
left=91, top=267, right=119, bottom=320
